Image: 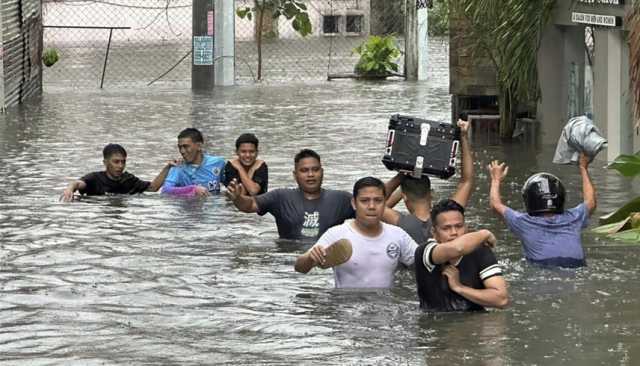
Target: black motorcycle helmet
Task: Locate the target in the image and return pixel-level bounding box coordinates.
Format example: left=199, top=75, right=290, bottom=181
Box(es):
left=522, top=173, right=566, bottom=215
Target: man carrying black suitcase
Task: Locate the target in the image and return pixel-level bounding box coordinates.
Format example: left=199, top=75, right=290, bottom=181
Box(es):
left=382, top=119, right=473, bottom=244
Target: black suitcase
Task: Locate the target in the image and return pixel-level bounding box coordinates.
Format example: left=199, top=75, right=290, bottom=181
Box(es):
left=382, top=114, right=460, bottom=179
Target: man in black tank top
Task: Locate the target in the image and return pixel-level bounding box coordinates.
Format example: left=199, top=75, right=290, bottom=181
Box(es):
left=382, top=119, right=473, bottom=244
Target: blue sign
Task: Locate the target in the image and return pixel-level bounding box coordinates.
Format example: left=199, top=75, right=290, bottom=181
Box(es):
left=193, top=36, right=213, bottom=66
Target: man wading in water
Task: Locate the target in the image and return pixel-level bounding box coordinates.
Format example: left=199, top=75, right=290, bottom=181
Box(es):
left=226, top=149, right=354, bottom=240
left=294, top=176, right=418, bottom=288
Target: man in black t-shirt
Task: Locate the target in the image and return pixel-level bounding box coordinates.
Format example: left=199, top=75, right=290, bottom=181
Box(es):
left=221, top=133, right=268, bottom=195
left=226, top=149, right=354, bottom=240
left=60, top=144, right=174, bottom=201
left=415, top=199, right=509, bottom=312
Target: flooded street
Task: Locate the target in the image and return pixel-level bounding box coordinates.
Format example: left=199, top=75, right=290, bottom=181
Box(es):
left=2, top=43, right=640, bottom=364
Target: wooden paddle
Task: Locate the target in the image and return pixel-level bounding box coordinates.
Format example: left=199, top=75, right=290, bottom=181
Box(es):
left=319, top=239, right=353, bottom=269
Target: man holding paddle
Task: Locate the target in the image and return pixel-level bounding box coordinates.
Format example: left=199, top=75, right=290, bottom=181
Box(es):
left=294, top=176, right=418, bottom=288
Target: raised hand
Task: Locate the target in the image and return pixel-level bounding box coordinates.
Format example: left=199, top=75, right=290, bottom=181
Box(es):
left=488, top=160, right=509, bottom=182
left=457, top=119, right=470, bottom=135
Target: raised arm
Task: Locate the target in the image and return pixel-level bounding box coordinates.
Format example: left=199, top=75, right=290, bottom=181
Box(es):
left=579, top=153, right=596, bottom=215
left=451, top=119, right=474, bottom=207
left=488, top=160, right=509, bottom=217
left=442, top=266, right=509, bottom=309
left=148, top=160, right=178, bottom=192
left=226, top=179, right=258, bottom=213
left=431, top=229, right=496, bottom=265
left=381, top=173, right=404, bottom=225
left=60, top=180, right=87, bottom=202
left=231, top=159, right=263, bottom=196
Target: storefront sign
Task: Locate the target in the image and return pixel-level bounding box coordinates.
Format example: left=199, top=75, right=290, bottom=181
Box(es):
left=571, top=12, right=622, bottom=26
left=577, top=0, right=624, bottom=5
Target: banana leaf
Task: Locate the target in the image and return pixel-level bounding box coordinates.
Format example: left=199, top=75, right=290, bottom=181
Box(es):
left=599, top=196, right=640, bottom=225
left=609, top=227, right=640, bottom=243
left=592, top=216, right=631, bottom=234
left=607, top=154, right=640, bottom=177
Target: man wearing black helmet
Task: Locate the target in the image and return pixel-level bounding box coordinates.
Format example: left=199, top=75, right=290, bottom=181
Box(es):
left=488, top=154, right=597, bottom=267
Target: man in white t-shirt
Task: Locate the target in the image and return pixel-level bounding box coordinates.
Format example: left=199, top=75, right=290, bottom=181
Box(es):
left=294, top=176, right=418, bottom=288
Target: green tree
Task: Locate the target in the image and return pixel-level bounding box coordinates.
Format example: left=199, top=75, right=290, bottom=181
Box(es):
left=237, top=0, right=311, bottom=80
left=452, top=0, right=555, bottom=139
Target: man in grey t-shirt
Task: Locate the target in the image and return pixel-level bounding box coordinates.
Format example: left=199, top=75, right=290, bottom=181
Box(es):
left=227, top=149, right=355, bottom=240
left=382, top=119, right=473, bottom=244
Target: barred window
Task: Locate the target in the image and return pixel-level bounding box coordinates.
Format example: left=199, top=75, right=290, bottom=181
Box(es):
left=346, top=15, right=363, bottom=34
left=323, top=15, right=340, bottom=34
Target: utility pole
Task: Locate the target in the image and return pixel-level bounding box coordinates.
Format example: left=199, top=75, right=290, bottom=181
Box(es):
left=192, top=0, right=215, bottom=90
left=215, top=0, right=235, bottom=86
left=405, top=0, right=429, bottom=81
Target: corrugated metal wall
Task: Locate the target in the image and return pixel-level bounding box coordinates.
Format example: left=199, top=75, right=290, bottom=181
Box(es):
left=1, top=0, right=42, bottom=110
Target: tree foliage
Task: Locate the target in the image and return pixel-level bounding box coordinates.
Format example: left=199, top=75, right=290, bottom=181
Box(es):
left=236, top=1, right=311, bottom=80
left=451, top=0, right=555, bottom=138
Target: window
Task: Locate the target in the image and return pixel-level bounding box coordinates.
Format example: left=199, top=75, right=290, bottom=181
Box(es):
left=346, top=15, right=363, bottom=34
left=322, top=15, right=340, bottom=34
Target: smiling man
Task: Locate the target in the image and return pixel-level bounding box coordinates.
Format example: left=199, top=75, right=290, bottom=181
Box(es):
left=221, top=133, right=268, bottom=196
left=161, top=128, right=226, bottom=197
left=60, top=143, right=174, bottom=201
left=227, top=149, right=354, bottom=240
left=294, top=176, right=418, bottom=288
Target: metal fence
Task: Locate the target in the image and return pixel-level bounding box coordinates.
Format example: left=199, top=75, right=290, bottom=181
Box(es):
left=42, top=0, right=407, bottom=87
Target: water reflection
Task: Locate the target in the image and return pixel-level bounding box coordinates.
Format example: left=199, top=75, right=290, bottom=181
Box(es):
left=2, top=63, right=640, bottom=365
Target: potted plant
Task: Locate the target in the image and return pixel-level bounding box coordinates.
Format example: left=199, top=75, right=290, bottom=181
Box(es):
left=353, top=35, right=401, bottom=79
left=42, top=48, right=60, bottom=67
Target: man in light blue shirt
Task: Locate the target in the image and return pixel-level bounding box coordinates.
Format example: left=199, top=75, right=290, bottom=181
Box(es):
left=488, top=154, right=596, bottom=268
left=162, top=128, right=225, bottom=197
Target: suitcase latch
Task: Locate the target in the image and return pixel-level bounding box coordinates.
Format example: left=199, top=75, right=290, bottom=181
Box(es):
left=413, top=156, right=424, bottom=178
left=420, top=123, right=430, bottom=146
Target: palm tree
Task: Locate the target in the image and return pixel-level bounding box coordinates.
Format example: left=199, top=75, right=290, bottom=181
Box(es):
left=451, top=0, right=555, bottom=139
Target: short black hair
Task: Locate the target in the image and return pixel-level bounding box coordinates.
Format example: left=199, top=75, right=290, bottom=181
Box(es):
left=178, top=128, right=204, bottom=143
left=401, top=176, right=431, bottom=200
left=431, top=199, right=465, bottom=226
left=294, top=149, right=321, bottom=165
left=103, top=143, right=127, bottom=160
left=235, top=133, right=259, bottom=150
left=353, top=176, right=386, bottom=198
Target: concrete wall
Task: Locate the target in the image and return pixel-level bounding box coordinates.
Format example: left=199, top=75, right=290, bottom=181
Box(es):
left=538, top=0, right=634, bottom=160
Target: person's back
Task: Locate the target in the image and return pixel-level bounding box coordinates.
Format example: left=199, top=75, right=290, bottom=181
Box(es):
left=488, top=154, right=596, bottom=268
left=504, top=204, right=588, bottom=267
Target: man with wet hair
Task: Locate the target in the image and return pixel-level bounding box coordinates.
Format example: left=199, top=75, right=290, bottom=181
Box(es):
left=222, top=133, right=268, bottom=195
left=383, top=119, right=473, bottom=244
left=226, top=148, right=354, bottom=240
left=488, top=153, right=596, bottom=268
left=294, top=176, right=418, bottom=288
left=60, top=143, right=174, bottom=201
left=415, top=199, right=508, bottom=312
left=161, top=127, right=226, bottom=197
